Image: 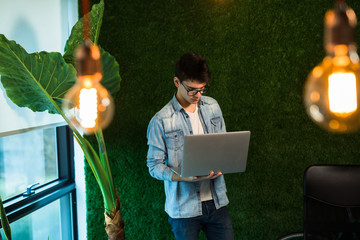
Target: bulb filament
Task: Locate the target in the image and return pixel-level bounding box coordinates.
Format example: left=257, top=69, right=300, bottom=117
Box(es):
left=328, top=72, right=357, bottom=116
left=79, top=88, right=98, bottom=128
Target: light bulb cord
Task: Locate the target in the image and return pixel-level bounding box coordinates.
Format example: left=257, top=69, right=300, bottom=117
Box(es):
left=335, top=0, right=347, bottom=11
left=82, top=0, right=90, bottom=42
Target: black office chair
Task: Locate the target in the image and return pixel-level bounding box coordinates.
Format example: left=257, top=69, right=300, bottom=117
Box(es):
left=278, top=165, right=360, bottom=240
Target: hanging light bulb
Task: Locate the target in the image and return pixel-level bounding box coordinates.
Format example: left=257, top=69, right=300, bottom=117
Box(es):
left=303, top=0, right=360, bottom=133
left=63, top=41, right=114, bottom=134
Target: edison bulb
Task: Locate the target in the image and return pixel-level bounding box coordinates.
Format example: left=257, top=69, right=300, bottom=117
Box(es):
left=62, top=42, right=114, bottom=134
left=63, top=79, right=114, bottom=134
left=303, top=2, right=360, bottom=133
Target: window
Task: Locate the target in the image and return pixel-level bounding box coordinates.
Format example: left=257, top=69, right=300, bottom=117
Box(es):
left=0, top=126, right=77, bottom=240
left=0, top=127, right=58, bottom=200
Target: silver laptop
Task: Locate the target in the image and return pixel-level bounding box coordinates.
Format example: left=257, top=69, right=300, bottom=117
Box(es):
left=171, top=131, right=251, bottom=177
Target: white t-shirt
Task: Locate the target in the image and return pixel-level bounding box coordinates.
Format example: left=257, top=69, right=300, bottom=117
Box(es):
left=185, top=105, right=213, bottom=202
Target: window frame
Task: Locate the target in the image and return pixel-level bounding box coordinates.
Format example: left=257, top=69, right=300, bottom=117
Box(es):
left=0, top=125, right=78, bottom=239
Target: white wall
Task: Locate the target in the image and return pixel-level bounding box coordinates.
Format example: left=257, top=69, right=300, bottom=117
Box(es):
left=0, top=1, right=86, bottom=239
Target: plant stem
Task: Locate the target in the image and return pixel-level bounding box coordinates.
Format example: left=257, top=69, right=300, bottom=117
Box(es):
left=55, top=103, right=115, bottom=213
left=95, top=130, right=116, bottom=206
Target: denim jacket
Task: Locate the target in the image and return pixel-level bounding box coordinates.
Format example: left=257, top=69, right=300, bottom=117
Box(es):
left=146, top=95, right=229, bottom=218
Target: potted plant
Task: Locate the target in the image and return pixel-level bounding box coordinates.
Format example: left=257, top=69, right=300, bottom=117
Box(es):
left=0, top=1, right=124, bottom=239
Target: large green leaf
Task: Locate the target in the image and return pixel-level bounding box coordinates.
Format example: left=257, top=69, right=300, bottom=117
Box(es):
left=63, top=0, right=104, bottom=64
left=100, top=47, right=121, bottom=95
left=0, top=196, right=11, bottom=240
left=0, top=34, right=76, bottom=114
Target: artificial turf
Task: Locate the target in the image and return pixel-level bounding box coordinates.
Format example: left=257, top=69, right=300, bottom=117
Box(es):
left=84, top=0, right=360, bottom=239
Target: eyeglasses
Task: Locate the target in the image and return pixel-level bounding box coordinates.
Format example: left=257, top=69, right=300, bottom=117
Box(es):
left=181, top=82, right=208, bottom=96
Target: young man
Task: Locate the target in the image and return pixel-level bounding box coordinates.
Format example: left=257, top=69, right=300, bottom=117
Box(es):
left=146, top=52, right=234, bottom=240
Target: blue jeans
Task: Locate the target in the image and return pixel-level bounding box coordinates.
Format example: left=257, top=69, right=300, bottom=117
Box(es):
left=168, top=200, right=234, bottom=240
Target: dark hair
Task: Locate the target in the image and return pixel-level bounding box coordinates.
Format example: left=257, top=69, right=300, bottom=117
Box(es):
left=175, top=52, right=211, bottom=84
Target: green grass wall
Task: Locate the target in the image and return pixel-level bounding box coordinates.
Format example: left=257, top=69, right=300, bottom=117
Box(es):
left=84, top=0, right=360, bottom=239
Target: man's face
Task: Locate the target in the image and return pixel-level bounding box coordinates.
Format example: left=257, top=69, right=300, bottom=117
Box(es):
left=175, top=78, right=207, bottom=105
